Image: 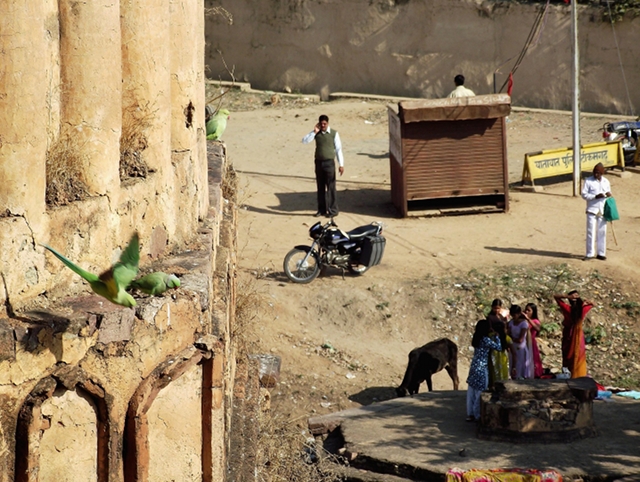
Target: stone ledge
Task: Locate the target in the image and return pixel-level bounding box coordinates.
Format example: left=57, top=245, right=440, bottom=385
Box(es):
left=228, top=355, right=260, bottom=482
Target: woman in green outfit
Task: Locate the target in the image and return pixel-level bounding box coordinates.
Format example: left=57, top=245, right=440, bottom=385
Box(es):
left=486, top=299, right=511, bottom=387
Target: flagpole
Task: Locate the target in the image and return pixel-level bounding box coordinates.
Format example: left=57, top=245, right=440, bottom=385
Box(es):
left=572, top=0, right=581, bottom=196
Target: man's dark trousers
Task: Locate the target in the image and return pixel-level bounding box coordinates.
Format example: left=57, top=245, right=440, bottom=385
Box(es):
left=315, top=158, right=338, bottom=216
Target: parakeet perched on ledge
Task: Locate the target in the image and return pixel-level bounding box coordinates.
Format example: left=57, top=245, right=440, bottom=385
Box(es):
left=129, top=272, right=181, bottom=296
left=206, top=108, right=230, bottom=140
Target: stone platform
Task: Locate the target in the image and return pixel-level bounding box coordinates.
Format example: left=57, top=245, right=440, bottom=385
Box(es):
left=309, top=391, right=640, bottom=481
left=479, top=378, right=598, bottom=443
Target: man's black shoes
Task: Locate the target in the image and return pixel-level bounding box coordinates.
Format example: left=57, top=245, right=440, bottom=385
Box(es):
left=313, top=211, right=324, bottom=217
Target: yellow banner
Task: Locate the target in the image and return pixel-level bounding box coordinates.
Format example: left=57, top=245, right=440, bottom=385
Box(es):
left=522, top=141, right=624, bottom=184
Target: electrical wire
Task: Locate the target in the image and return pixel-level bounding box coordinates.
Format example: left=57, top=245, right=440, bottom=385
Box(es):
left=498, top=0, right=551, bottom=93
left=605, top=1, right=635, bottom=116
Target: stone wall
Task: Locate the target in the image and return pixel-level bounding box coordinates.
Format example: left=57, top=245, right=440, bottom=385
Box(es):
left=478, top=378, right=598, bottom=443
left=0, top=1, right=240, bottom=480
left=206, top=0, right=640, bottom=115
left=0, top=0, right=208, bottom=314
left=0, top=141, right=236, bottom=482
left=0, top=142, right=236, bottom=481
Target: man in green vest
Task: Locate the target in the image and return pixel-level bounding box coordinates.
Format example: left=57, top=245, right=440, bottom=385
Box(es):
left=302, top=115, right=345, bottom=217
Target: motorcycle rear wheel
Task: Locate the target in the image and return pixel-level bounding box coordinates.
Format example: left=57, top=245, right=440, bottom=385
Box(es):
left=283, top=248, right=321, bottom=283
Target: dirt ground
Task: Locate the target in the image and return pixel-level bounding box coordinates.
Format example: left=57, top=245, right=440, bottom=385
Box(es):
left=217, top=90, right=640, bottom=431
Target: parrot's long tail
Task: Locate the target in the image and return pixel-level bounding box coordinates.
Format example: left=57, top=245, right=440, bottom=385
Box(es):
left=41, top=244, right=98, bottom=283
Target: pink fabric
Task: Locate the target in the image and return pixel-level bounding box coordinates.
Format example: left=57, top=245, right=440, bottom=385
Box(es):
left=530, top=320, right=544, bottom=378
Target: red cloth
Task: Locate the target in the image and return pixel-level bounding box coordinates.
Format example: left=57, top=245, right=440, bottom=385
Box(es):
left=507, top=72, right=514, bottom=97
left=556, top=299, right=592, bottom=378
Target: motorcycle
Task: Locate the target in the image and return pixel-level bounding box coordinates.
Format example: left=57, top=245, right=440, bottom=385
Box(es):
left=602, top=120, right=640, bottom=166
left=283, top=220, right=386, bottom=284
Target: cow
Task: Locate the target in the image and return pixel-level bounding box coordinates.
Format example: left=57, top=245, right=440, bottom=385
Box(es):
left=396, top=338, right=459, bottom=397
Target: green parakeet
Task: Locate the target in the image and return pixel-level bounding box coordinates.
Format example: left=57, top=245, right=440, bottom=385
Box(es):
left=42, top=233, right=140, bottom=308
left=206, top=108, right=230, bottom=140
left=129, top=272, right=180, bottom=296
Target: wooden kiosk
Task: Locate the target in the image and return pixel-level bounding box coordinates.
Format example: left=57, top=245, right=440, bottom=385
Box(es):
left=388, top=94, right=511, bottom=217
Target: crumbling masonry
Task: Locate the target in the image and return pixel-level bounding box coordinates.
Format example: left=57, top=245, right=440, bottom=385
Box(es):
left=0, top=2, right=239, bottom=480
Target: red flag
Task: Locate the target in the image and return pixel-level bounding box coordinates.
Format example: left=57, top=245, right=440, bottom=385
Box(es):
left=507, top=72, right=514, bottom=96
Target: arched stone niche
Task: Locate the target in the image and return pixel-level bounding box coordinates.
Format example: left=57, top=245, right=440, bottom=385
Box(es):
left=123, top=346, right=217, bottom=482
left=14, top=369, right=109, bottom=482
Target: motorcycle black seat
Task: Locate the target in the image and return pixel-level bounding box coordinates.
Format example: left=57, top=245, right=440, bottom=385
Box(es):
left=347, top=224, right=379, bottom=239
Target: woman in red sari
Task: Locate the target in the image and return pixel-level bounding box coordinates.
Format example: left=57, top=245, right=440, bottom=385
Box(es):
left=553, top=291, right=593, bottom=378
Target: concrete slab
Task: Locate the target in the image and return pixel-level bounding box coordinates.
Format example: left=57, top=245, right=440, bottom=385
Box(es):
left=310, top=391, right=640, bottom=480
left=511, top=185, right=545, bottom=193
left=608, top=170, right=633, bottom=179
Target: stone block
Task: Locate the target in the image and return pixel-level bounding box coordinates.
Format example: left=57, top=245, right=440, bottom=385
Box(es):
left=180, top=273, right=210, bottom=312
left=136, top=297, right=166, bottom=324
left=97, top=308, right=135, bottom=344
left=479, top=379, right=597, bottom=443
left=56, top=331, right=97, bottom=365
left=149, top=226, right=168, bottom=259
left=0, top=319, right=15, bottom=360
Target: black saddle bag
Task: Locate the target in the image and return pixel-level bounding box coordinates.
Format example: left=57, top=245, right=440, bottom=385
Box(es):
left=360, top=235, right=386, bottom=267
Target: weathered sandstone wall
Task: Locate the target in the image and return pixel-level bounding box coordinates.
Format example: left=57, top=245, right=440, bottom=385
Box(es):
left=0, top=142, right=237, bottom=481
left=0, top=0, right=208, bottom=314
left=0, top=1, right=241, bottom=481
left=206, top=0, right=640, bottom=115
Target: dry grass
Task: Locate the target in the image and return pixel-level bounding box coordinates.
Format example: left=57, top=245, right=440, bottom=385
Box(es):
left=233, top=274, right=340, bottom=481
left=46, top=131, right=90, bottom=206
left=256, top=410, right=341, bottom=482
left=120, top=101, right=154, bottom=181
left=222, top=163, right=238, bottom=202
left=233, top=273, right=263, bottom=355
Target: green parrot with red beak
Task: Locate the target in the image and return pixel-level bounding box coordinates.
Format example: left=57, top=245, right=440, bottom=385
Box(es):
left=129, top=272, right=181, bottom=296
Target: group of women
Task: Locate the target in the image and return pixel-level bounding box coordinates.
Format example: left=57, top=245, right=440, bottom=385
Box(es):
left=466, top=292, right=593, bottom=421
left=486, top=298, right=544, bottom=384
left=466, top=298, right=544, bottom=421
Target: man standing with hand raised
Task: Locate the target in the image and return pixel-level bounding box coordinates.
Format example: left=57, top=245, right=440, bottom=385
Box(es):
left=302, top=115, right=344, bottom=218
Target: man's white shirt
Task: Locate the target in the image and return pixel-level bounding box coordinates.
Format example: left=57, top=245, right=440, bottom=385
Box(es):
left=581, top=175, right=611, bottom=215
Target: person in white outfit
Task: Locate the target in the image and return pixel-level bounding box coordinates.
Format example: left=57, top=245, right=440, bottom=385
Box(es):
left=581, top=163, right=612, bottom=261
left=448, top=74, right=475, bottom=98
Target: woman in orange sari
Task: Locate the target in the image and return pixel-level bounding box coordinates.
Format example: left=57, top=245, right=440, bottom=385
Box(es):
left=553, top=291, right=593, bottom=378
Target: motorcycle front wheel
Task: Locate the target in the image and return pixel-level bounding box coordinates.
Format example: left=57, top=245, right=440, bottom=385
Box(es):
left=283, top=249, right=321, bottom=283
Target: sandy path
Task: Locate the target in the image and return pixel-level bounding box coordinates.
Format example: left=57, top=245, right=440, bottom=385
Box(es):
left=222, top=98, right=640, bottom=419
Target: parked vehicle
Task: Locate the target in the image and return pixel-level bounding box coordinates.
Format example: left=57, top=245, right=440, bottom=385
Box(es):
left=602, top=121, right=640, bottom=166
left=283, top=220, right=386, bottom=284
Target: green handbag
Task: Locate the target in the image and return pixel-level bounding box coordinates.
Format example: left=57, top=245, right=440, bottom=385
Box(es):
left=604, top=197, right=620, bottom=222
